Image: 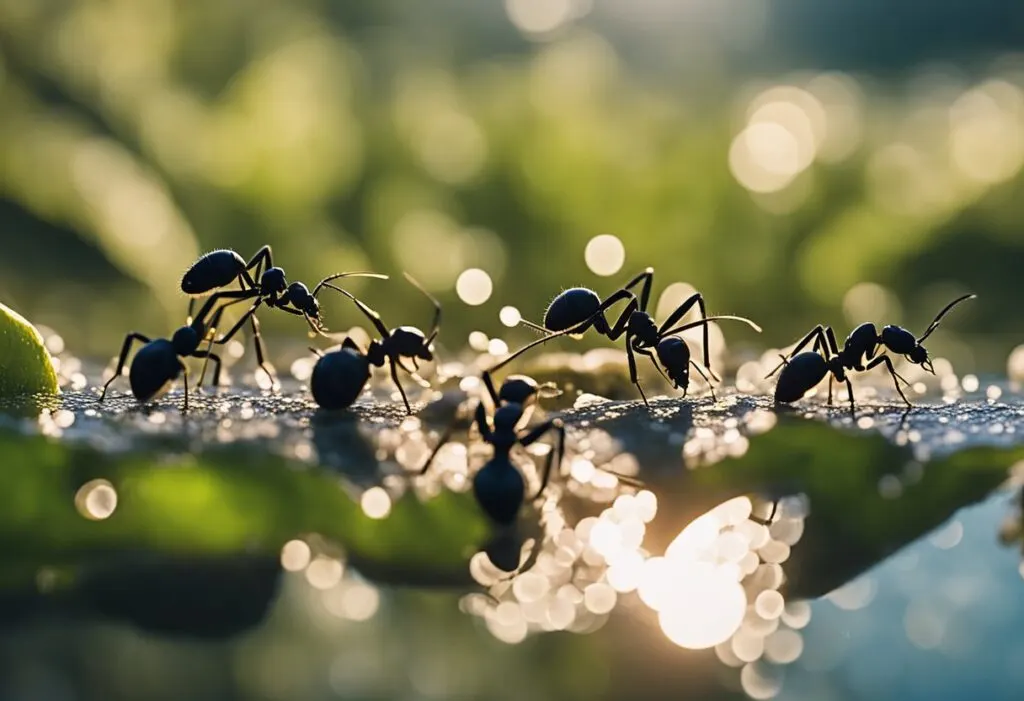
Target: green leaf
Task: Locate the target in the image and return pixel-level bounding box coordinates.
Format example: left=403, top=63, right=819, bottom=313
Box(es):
left=0, top=427, right=490, bottom=586
left=0, top=301, right=59, bottom=397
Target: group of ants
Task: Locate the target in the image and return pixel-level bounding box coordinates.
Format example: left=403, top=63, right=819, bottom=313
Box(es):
left=96, top=245, right=975, bottom=530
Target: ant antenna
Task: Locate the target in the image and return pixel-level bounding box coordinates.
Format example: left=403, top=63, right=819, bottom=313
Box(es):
left=310, top=272, right=389, bottom=299
left=403, top=272, right=442, bottom=344
left=659, top=314, right=763, bottom=336
left=917, top=293, right=975, bottom=343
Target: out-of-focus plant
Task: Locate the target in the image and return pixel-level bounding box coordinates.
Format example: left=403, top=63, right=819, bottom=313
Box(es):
left=0, top=0, right=1018, bottom=371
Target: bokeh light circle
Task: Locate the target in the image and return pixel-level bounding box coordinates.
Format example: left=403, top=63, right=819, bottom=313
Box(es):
left=584, top=235, right=626, bottom=276
left=456, top=268, right=494, bottom=306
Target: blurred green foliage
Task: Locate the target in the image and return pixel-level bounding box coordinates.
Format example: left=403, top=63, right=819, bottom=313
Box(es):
left=0, top=0, right=1020, bottom=373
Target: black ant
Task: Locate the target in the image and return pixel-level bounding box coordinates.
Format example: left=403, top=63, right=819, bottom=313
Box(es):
left=513, top=268, right=761, bottom=404
left=313, top=272, right=441, bottom=415
left=502, top=275, right=761, bottom=404
left=418, top=370, right=636, bottom=526
left=308, top=338, right=373, bottom=410
left=768, top=294, right=975, bottom=410
left=180, top=246, right=386, bottom=386
left=418, top=376, right=563, bottom=526
left=97, top=295, right=228, bottom=412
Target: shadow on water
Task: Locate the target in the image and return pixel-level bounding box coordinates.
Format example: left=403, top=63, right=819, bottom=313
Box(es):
left=0, top=391, right=1023, bottom=697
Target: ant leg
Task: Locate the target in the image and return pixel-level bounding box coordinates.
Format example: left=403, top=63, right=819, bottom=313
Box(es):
left=689, top=360, right=717, bottom=402
left=619, top=267, right=654, bottom=312
left=191, top=289, right=260, bottom=330
left=765, top=326, right=830, bottom=379
left=605, top=297, right=640, bottom=341
left=243, top=245, right=273, bottom=286
left=197, top=303, right=227, bottom=389
left=192, top=350, right=223, bottom=388
left=178, top=361, right=190, bottom=414
left=210, top=300, right=263, bottom=345
left=590, top=288, right=640, bottom=337
left=187, top=298, right=196, bottom=325
left=845, top=378, right=856, bottom=413
left=248, top=314, right=277, bottom=388
left=418, top=415, right=461, bottom=475
left=482, top=371, right=501, bottom=406
left=827, top=375, right=834, bottom=405
left=625, top=338, right=649, bottom=407
left=197, top=294, right=262, bottom=388
left=865, top=355, right=913, bottom=407
left=389, top=358, right=412, bottom=414
left=635, top=347, right=672, bottom=386
left=99, top=333, right=151, bottom=400
left=404, top=273, right=442, bottom=345
left=520, top=418, right=565, bottom=497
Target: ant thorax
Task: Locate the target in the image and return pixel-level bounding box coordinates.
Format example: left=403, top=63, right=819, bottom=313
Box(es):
left=260, top=267, right=287, bottom=296
left=827, top=356, right=847, bottom=381
left=628, top=311, right=658, bottom=343
left=171, top=325, right=201, bottom=355
left=365, top=340, right=387, bottom=366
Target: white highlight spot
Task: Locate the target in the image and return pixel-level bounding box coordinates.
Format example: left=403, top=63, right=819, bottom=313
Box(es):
left=456, top=268, right=493, bottom=306
left=584, top=234, right=626, bottom=276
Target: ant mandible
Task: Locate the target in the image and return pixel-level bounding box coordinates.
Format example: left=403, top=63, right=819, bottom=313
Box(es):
left=314, top=272, right=441, bottom=415
left=180, top=246, right=386, bottom=387
left=512, top=268, right=761, bottom=404
left=98, top=295, right=230, bottom=412
left=768, top=293, right=975, bottom=410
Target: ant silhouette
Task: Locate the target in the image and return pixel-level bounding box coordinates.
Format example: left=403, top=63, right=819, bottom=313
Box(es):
left=98, top=295, right=229, bottom=412
left=313, top=272, right=441, bottom=415
left=768, top=293, right=975, bottom=410
left=180, top=246, right=386, bottom=387
left=512, top=268, right=761, bottom=404
left=308, top=338, right=373, bottom=410
left=418, top=370, right=637, bottom=526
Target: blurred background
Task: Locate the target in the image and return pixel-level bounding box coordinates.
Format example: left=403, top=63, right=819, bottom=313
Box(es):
left=0, top=0, right=1022, bottom=368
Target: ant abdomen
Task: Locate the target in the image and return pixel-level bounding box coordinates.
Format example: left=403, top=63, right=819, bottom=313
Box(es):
left=473, top=464, right=526, bottom=525
left=181, top=249, right=248, bottom=295
left=544, top=288, right=604, bottom=333
left=774, top=352, right=829, bottom=403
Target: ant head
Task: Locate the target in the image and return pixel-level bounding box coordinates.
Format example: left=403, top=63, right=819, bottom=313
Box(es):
left=499, top=375, right=543, bottom=407
left=286, top=282, right=319, bottom=317
left=493, top=403, right=524, bottom=431
left=172, top=325, right=200, bottom=355
left=261, top=267, right=287, bottom=295
left=909, top=345, right=930, bottom=369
